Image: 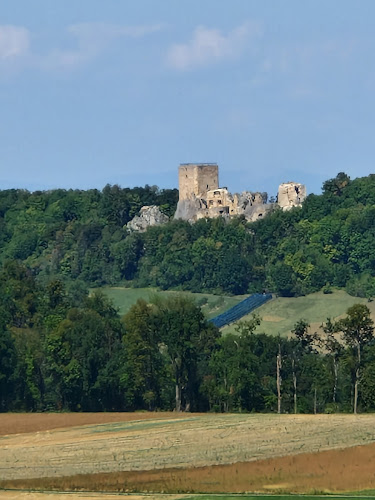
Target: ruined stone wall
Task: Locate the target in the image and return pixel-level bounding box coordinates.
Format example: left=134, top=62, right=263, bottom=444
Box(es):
left=207, top=188, right=233, bottom=208
left=178, top=163, right=219, bottom=200
left=278, top=182, right=307, bottom=210
left=175, top=163, right=306, bottom=223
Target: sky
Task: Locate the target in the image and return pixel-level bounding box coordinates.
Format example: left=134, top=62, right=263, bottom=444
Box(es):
left=0, top=1, right=375, bottom=197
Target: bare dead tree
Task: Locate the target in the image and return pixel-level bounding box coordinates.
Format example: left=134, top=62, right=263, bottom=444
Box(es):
left=276, top=342, right=282, bottom=414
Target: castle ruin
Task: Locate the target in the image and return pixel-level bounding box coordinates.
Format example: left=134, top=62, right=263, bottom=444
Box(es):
left=175, top=163, right=306, bottom=222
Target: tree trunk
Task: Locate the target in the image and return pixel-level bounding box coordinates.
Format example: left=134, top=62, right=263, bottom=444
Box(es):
left=333, top=357, right=338, bottom=404
left=292, top=358, right=297, bottom=414
left=314, top=386, right=317, bottom=414
left=354, top=370, right=359, bottom=414
left=276, top=345, right=282, bottom=414
left=354, top=343, right=361, bottom=414
left=175, top=382, right=182, bottom=412
left=223, top=374, right=228, bottom=413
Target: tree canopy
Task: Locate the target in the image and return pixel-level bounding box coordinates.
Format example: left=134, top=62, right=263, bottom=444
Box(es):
left=2, top=173, right=375, bottom=297
left=0, top=263, right=375, bottom=414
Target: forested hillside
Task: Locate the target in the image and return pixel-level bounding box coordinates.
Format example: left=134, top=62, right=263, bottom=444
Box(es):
left=1, top=172, right=375, bottom=297
left=0, top=184, right=178, bottom=288
left=2, top=173, right=375, bottom=414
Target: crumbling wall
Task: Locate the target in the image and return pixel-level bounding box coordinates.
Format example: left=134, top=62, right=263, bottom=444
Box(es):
left=278, top=182, right=307, bottom=210
left=175, top=163, right=306, bottom=223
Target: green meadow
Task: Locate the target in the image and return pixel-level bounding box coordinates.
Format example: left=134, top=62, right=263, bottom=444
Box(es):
left=223, top=290, right=375, bottom=337
left=98, top=287, right=375, bottom=338
left=94, top=286, right=246, bottom=319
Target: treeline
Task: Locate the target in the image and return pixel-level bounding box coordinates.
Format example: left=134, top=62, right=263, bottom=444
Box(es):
left=2, top=173, right=375, bottom=296
left=0, top=184, right=178, bottom=288
left=1, top=261, right=375, bottom=414
left=136, top=171, right=375, bottom=296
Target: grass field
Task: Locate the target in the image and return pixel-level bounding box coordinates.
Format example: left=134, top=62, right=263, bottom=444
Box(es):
left=222, top=290, right=375, bottom=337
left=98, top=287, right=375, bottom=337
left=0, top=493, right=185, bottom=499
left=1, top=495, right=375, bottom=500
left=0, top=412, right=198, bottom=436
left=95, top=286, right=245, bottom=319
left=2, top=413, right=375, bottom=494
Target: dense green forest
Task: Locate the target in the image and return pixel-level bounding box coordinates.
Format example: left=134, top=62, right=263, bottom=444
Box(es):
left=1, top=173, right=375, bottom=297
left=3, top=172, right=375, bottom=413
left=0, top=184, right=178, bottom=289
left=1, top=263, right=375, bottom=413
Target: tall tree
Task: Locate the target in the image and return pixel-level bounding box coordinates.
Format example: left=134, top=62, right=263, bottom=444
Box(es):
left=153, top=294, right=219, bottom=412
left=291, top=319, right=317, bottom=413
left=122, top=299, right=169, bottom=410
left=276, top=341, right=282, bottom=414
left=0, top=312, right=16, bottom=411
left=336, top=304, right=374, bottom=413
left=320, top=318, right=344, bottom=406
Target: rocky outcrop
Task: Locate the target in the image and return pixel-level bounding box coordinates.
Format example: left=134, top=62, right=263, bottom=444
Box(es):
left=127, top=205, right=169, bottom=232
left=235, top=192, right=270, bottom=221
left=242, top=202, right=274, bottom=222
left=278, top=182, right=307, bottom=210
left=173, top=196, right=205, bottom=222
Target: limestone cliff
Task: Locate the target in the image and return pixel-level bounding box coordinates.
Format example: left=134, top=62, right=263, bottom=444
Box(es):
left=127, top=205, right=169, bottom=232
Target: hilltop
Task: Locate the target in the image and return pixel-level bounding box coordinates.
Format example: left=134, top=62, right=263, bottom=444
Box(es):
left=0, top=172, right=375, bottom=299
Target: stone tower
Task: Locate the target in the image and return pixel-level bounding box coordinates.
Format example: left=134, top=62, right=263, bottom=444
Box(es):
left=178, top=163, right=219, bottom=201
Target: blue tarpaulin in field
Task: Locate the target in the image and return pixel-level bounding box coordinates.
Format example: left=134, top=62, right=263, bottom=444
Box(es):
left=209, top=293, right=272, bottom=328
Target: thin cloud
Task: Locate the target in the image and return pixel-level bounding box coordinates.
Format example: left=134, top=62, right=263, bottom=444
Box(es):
left=47, top=22, right=163, bottom=69
left=0, top=25, right=30, bottom=60
left=69, top=22, right=163, bottom=41
left=166, top=21, right=262, bottom=71
left=0, top=23, right=163, bottom=73
left=249, top=38, right=358, bottom=95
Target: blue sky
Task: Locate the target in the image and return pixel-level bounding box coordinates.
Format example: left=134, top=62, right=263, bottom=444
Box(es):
left=0, top=1, right=374, bottom=197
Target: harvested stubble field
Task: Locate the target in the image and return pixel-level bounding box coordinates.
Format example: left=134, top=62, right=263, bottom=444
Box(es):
left=0, top=492, right=188, bottom=500
left=0, top=412, right=191, bottom=436
left=2, top=413, right=375, bottom=494
left=0, top=496, right=372, bottom=500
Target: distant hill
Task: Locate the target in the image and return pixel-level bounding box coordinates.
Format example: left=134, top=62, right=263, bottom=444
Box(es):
left=1, top=172, right=375, bottom=299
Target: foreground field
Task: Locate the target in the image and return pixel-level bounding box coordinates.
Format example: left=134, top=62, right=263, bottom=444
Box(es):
left=0, top=493, right=189, bottom=500
left=0, top=412, right=193, bottom=436
left=1, top=495, right=375, bottom=500
left=2, top=413, right=375, bottom=494
left=0, top=493, right=157, bottom=500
